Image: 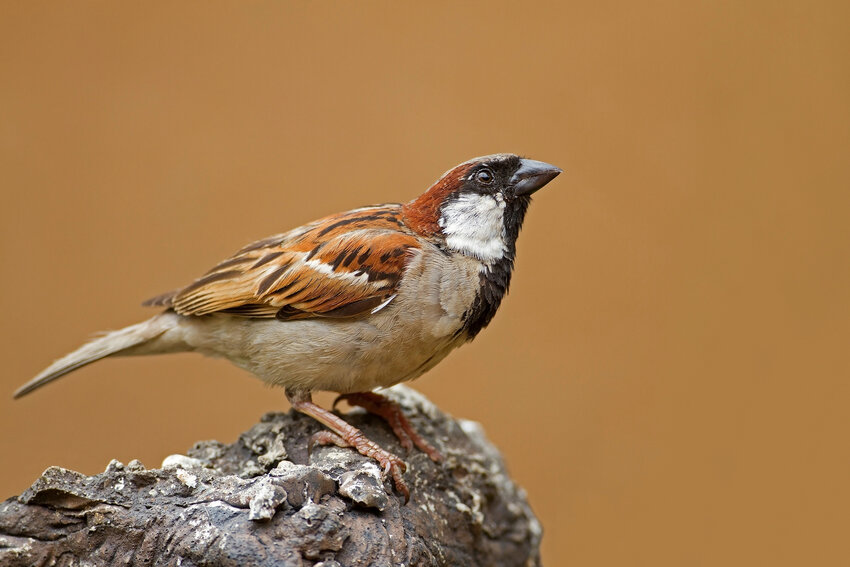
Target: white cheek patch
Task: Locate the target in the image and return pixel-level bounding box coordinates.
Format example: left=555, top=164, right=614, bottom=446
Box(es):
left=439, top=193, right=507, bottom=262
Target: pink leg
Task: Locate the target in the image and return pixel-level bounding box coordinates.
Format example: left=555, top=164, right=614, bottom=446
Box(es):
left=287, top=390, right=410, bottom=502
left=334, top=391, right=443, bottom=463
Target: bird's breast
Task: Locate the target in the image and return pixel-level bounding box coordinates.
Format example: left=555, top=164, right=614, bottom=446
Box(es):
left=182, top=247, right=485, bottom=394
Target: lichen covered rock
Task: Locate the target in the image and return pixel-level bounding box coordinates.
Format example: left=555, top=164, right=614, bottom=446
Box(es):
left=0, top=386, right=541, bottom=567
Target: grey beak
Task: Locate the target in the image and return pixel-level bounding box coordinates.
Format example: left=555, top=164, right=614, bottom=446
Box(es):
left=511, top=159, right=562, bottom=196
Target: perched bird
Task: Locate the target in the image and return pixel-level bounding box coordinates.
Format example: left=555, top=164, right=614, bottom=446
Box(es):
left=15, top=154, right=561, bottom=500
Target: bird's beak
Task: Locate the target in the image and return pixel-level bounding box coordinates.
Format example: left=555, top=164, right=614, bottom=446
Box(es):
left=511, top=159, right=562, bottom=196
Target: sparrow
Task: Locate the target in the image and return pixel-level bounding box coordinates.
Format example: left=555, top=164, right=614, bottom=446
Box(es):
left=14, top=153, right=561, bottom=501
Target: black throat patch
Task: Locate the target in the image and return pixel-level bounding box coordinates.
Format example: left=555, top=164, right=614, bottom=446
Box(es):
left=460, top=195, right=531, bottom=339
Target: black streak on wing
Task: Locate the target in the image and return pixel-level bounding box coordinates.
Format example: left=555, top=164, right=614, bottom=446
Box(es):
left=304, top=241, right=327, bottom=261
left=319, top=297, right=385, bottom=318
left=266, top=279, right=298, bottom=296
left=316, top=211, right=404, bottom=237
left=257, top=265, right=291, bottom=296
left=252, top=251, right=285, bottom=268
left=204, top=256, right=255, bottom=275
left=341, top=246, right=361, bottom=268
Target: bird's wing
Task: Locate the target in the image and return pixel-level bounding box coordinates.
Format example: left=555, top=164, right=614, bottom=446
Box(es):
left=143, top=205, right=420, bottom=320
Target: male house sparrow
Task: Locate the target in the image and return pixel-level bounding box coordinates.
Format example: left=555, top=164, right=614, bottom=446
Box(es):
left=15, top=154, right=561, bottom=500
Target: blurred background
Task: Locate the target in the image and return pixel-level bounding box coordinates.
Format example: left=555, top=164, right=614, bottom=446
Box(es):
left=1, top=2, right=848, bottom=565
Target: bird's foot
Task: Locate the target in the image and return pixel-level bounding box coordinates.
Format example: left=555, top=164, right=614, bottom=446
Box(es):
left=334, top=391, right=444, bottom=462
left=310, top=429, right=409, bottom=502
left=287, top=391, right=411, bottom=501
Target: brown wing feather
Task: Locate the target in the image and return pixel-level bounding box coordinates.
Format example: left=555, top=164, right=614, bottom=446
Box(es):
left=144, top=205, right=419, bottom=320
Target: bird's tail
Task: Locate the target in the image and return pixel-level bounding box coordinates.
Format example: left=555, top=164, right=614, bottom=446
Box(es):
left=14, top=312, right=182, bottom=398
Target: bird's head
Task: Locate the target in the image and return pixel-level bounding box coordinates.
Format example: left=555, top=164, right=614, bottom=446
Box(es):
left=402, top=154, right=561, bottom=263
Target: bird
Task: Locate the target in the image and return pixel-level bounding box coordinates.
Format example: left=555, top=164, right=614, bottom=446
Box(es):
left=14, top=153, right=561, bottom=501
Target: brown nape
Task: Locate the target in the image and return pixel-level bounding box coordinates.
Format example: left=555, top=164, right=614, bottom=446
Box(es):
left=401, top=163, right=474, bottom=237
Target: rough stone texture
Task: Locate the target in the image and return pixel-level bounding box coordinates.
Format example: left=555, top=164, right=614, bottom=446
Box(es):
left=0, top=385, right=541, bottom=567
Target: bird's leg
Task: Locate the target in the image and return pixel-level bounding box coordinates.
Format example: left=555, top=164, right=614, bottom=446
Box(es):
left=334, top=391, right=443, bottom=463
left=286, top=389, right=410, bottom=502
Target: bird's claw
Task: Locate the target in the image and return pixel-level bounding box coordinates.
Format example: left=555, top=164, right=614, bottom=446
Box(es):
left=375, top=452, right=409, bottom=503
left=309, top=425, right=410, bottom=503
left=333, top=392, right=444, bottom=463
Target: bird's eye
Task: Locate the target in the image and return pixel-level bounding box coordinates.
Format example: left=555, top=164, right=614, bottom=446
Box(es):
left=475, top=168, right=494, bottom=185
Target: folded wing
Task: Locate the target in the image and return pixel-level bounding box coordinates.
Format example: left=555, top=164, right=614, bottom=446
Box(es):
left=144, top=205, right=419, bottom=320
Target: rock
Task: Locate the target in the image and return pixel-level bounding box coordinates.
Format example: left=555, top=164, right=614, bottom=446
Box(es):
left=161, top=453, right=206, bottom=470
left=0, top=385, right=541, bottom=567
left=337, top=463, right=389, bottom=511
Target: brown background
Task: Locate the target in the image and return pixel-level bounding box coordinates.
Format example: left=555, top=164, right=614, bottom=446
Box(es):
left=1, top=2, right=848, bottom=565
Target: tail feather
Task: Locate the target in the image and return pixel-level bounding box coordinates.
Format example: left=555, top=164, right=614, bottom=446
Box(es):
left=14, top=313, right=178, bottom=399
